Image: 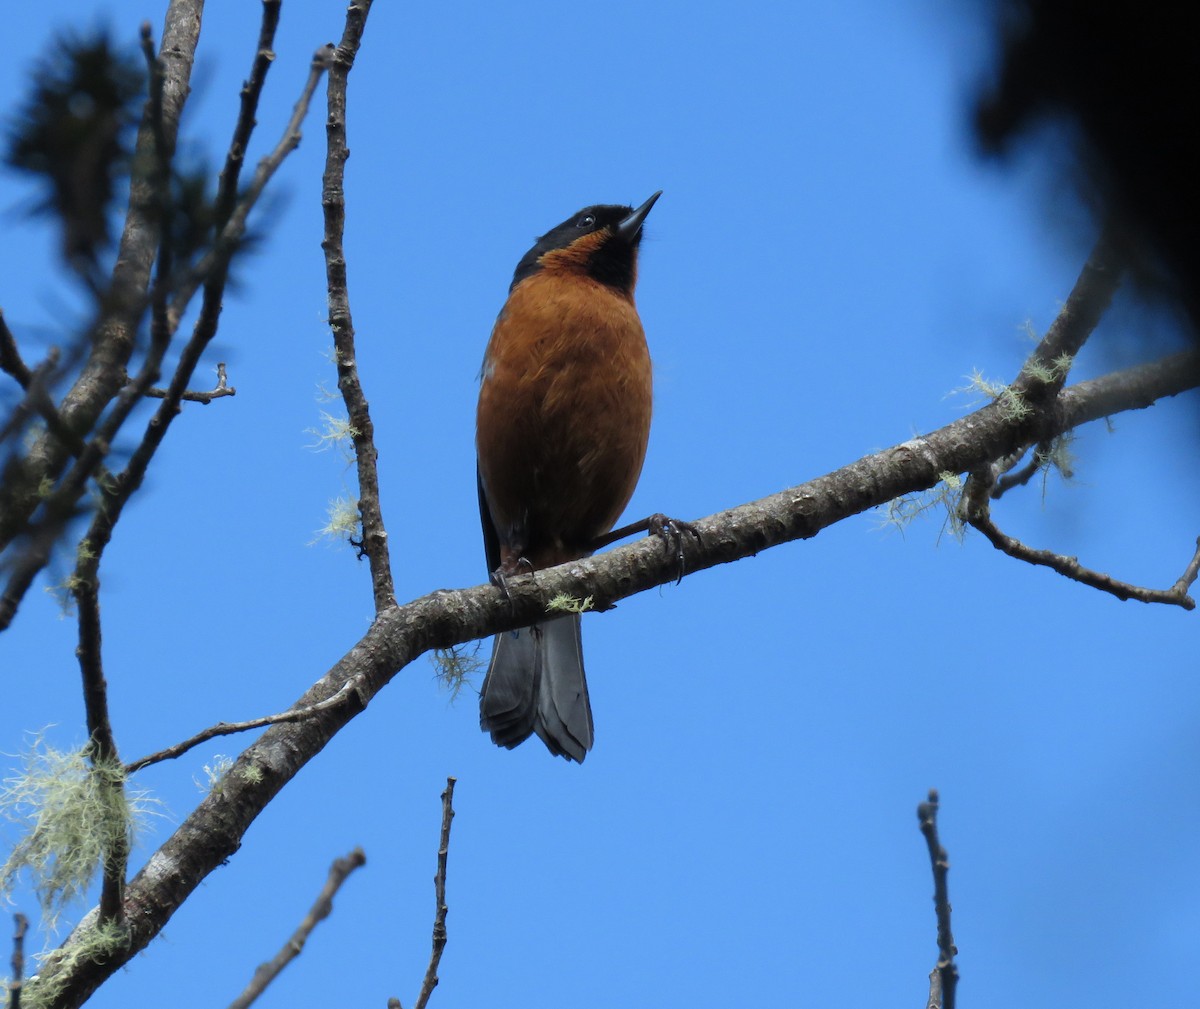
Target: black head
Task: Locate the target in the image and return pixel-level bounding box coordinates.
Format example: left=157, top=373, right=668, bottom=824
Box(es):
left=509, top=191, right=661, bottom=294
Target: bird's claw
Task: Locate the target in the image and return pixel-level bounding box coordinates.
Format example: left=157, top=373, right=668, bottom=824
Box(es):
left=648, top=514, right=701, bottom=584
left=490, top=556, right=534, bottom=613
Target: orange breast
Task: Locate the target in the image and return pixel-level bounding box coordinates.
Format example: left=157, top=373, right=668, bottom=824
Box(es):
left=476, top=270, right=653, bottom=569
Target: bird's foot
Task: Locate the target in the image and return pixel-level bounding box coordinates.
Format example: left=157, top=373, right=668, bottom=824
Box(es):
left=647, top=513, right=702, bottom=584
left=489, top=556, right=535, bottom=611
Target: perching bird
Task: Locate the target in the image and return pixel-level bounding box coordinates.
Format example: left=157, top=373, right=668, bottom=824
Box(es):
left=476, top=192, right=661, bottom=762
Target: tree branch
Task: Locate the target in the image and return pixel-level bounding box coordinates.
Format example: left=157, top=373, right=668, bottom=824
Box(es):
left=321, top=0, right=394, bottom=614
left=0, top=38, right=329, bottom=632
left=123, top=680, right=360, bottom=775
left=214, top=0, right=282, bottom=232
left=145, top=362, right=236, bottom=404
left=960, top=235, right=1195, bottom=604
left=0, top=311, right=33, bottom=389
left=917, top=790, right=957, bottom=1009
left=29, top=346, right=1198, bottom=1007
left=989, top=440, right=1051, bottom=499
left=7, top=913, right=28, bottom=1009
left=72, top=576, right=128, bottom=926
left=412, top=777, right=456, bottom=1009
left=0, top=0, right=203, bottom=555
left=963, top=465, right=1199, bottom=608
left=225, top=848, right=366, bottom=1009
left=1013, top=226, right=1123, bottom=399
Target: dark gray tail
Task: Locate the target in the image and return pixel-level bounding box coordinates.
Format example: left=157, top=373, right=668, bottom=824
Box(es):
left=479, top=614, right=593, bottom=762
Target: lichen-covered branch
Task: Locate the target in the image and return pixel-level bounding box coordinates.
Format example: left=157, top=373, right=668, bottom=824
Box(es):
left=321, top=0, right=394, bottom=613
left=1013, top=227, right=1122, bottom=399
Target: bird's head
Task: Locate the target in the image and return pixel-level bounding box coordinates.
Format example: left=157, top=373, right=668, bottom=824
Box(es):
left=510, top=191, right=662, bottom=295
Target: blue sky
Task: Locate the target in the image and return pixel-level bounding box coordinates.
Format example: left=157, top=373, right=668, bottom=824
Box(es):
left=2, top=2, right=1198, bottom=1007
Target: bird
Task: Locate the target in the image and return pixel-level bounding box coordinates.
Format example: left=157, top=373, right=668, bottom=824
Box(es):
left=476, top=192, right=661, bottom=762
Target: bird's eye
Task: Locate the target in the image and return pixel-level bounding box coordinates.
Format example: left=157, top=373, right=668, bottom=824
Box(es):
left=577, top=213, right=596, bottom=229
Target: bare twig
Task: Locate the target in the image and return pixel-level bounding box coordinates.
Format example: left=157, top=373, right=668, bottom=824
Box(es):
left=8, top=913, right=29, bottom=1009
left=225, top=848, right=366, bottom=1009
left=72, top=576, right=128, bottom=925
left=139, top=21, right=174, bottom=354
left=321, top=0, right=393, bottom=613
left=917, top=790, right=957, bottom=1009
left=145, top=362, right=236, bottom=404
left=168, top=44, right=331, bottom=333
left=990, top=441, right=1049, bottom=499
left=963, top=468, right=1199, bottom=608
left=411, top=777, right=457, bottom=1009
left=0, top=311, right=33, bottom=388
left=214, top=0, right=282, bottom=232
left=123, top=680, right=360, bottom=775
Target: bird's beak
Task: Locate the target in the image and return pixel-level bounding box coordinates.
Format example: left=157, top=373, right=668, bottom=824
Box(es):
left=616, top=191, right=662, bottom=241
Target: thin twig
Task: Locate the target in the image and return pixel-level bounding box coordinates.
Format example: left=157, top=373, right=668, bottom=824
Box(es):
left=0, top=311, right=33, bottom=388
left=917, top=790, right=957, bottom=1009
left=394, top=777, right=457, bottom=1009
left=168, top=44, right=331, bottom=333
left=963, top=466, right=1199, bottom=609
left=123, top=680, right=360, bottom=775
left=214, top=0, right=282, bottom=232
left=322, top=0, right=393, bottom=613
left=225, top=848, right=366, bottom=1009
left=72, top=575, right=127, bottom=925
left=990, top=441, right=1048, bottom=499
left=974, top=509, right=1200, bottom=608
left=8, top=913, right=28, bottom=1009
left=145, top=362, right=236, bottom=404
left=139, top=21, right=174, bottom=355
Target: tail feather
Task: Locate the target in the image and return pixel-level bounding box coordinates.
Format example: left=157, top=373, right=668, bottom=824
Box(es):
left=480, top=626, right=540, bottom=749
left=533, top=614, right=592, bottom=761
left=480, top=614, right=593, bottom=762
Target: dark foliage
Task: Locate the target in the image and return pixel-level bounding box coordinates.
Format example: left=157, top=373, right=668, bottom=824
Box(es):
left=5, top=33, right=144, bottom=269
left=976, top=1, right=1200, bottom=337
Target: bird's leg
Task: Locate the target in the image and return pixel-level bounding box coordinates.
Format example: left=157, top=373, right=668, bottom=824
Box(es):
left=490, top=549, right=535, bottom=607
left=590, top=513, right=701, bottom=584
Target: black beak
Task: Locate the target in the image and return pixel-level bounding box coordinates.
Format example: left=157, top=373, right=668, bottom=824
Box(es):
left=616, top=191, right=662, bottom=242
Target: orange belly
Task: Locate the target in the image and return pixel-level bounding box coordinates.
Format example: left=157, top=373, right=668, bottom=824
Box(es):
left=476, top=270, right=653, bottom=569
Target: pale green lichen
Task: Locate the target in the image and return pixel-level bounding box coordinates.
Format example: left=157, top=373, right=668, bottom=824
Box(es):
left=0, top=739, right=157, bottom=931
left=9, top=915, right=130, bottom=1009
left=430, top=644, right=485, bottom=702
left=312, top=494, right=361, bottom=544
left=307, top=410, right=358, bottom=451
left=195, top=754, right=235, bottom=794
left=546, top=594, right=594, bottom=615
left=879, top=471, right=966, bottom=543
